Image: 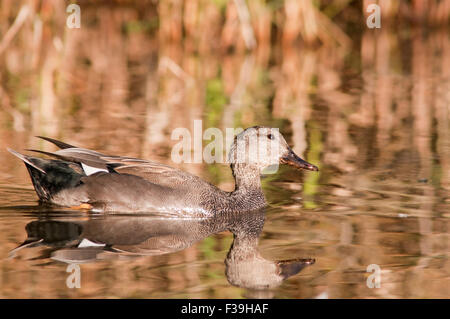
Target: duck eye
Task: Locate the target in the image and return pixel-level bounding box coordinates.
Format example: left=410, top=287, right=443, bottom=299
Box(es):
left=267, top=134, right=274, bottom=140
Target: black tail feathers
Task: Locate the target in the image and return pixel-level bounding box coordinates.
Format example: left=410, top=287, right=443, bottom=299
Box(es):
left=8, top=148, right=84, bottom=202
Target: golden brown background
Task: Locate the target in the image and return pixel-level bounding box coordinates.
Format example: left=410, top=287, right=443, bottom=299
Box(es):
left=0, top=0, right=449, bottom=298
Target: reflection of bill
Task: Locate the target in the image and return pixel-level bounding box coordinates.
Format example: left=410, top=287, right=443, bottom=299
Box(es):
left=366, top=264, right=381, bottom=288
left=66, top=263, right=81, bottom=288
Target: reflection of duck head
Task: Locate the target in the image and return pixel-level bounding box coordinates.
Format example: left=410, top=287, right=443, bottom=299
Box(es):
left=225, top=210, right=315, bottom=290
left=12, top=208, right=314, bottom=290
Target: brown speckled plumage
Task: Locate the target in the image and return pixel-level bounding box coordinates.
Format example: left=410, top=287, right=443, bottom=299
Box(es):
left=8, top=127, right=318, bottom=215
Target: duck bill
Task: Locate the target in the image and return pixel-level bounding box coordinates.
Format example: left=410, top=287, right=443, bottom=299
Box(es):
left=280, top=149, right=319, bottom=171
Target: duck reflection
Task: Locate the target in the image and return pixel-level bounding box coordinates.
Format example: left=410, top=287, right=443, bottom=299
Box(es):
left=12, top=209, right=315, bottom=291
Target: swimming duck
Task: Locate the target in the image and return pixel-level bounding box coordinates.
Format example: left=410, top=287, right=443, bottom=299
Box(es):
left=8, top=126, right=318, bottom=214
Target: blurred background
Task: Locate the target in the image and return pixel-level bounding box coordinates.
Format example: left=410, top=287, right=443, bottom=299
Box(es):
left=0, top=0, right=449, bottom=298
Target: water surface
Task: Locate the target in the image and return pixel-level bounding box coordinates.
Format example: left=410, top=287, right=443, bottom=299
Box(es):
left=0, top=3, right=449, bottom=298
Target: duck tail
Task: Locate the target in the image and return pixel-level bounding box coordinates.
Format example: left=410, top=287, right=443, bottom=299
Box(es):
left=7, top=148, right=46, bottom=174
left=35, top=136, right=76, bottom=149
left=7, top=148, right=83, bottom=202
left=8, top=148, right=50, bottom=200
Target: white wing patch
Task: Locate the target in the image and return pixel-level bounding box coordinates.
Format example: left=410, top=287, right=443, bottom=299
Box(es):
left=81, top=163, right=108, bottom=176
left=78, top=239, right=106, bottom=248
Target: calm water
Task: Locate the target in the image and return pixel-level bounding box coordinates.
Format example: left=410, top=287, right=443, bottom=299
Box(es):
left=0, top=3, right=449, bottom=298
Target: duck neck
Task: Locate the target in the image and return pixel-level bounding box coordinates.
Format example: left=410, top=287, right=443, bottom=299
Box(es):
left=231, top=163, right=262, bottom=191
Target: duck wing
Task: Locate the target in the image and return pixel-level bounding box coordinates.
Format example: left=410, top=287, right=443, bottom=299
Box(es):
left=31, top=137, right=210, bottom=189
left=31, top=136, right=115, bottom=172
left=113, top=161, right=207, bottom=188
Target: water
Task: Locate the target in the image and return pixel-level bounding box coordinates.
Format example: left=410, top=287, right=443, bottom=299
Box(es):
left=0, top=4, right=449, bottom=298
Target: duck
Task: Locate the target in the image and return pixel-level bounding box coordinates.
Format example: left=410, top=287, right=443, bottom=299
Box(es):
left=8, top=126, right=318, bottom=214
left=12, top=208, right=315, bottom=290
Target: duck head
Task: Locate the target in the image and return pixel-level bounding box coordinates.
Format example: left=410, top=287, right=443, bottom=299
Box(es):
left=228, top=126, right=318, bottom=174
